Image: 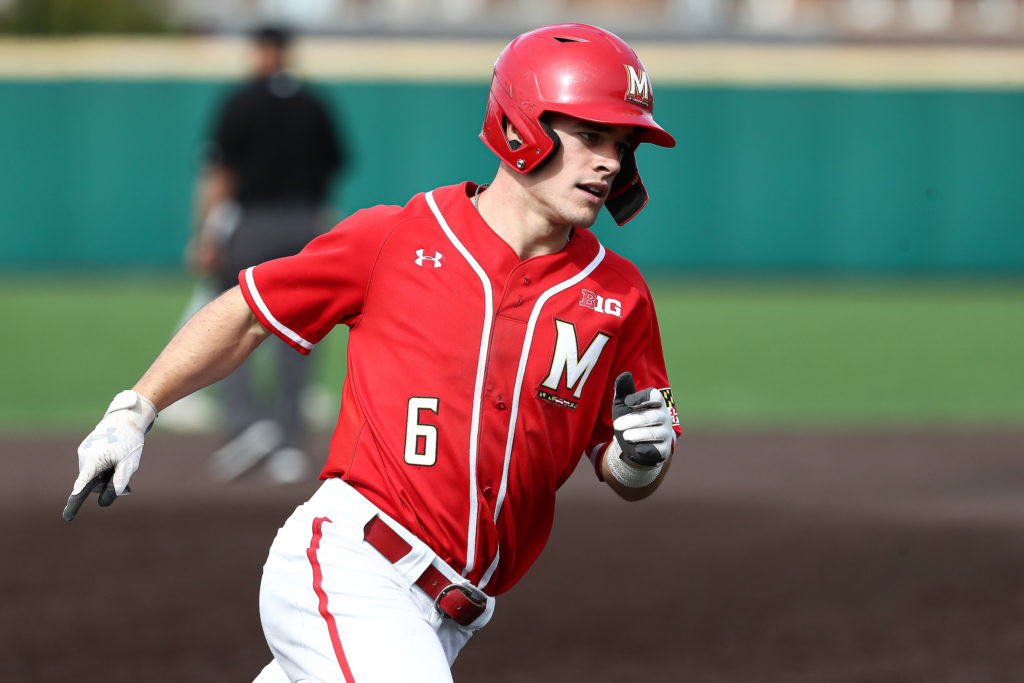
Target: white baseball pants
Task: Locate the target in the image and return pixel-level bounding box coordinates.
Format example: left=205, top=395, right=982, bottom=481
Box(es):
left=252, top=478, right=495, bottom=683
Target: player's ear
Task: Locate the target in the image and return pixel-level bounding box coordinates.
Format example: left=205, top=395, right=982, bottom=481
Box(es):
left=504, top=118, right=524, bottom=151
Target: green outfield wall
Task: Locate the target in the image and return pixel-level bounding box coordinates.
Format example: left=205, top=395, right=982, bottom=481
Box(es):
left=2, top=42, right=1023, bottom=274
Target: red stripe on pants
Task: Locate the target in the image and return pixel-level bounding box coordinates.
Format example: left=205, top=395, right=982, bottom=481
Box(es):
left=307, top=516, right=357, bottom=683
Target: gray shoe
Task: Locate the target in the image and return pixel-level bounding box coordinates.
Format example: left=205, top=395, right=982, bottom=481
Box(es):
left=263, top=447, right=310, bottom=485
left=208, top=419, right=284, bottom=482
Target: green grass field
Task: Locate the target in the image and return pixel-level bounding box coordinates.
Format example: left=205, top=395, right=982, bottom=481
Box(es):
left=2, top=274, right=1022, bottom=431
left=656, top=278, right=1024, bottom=427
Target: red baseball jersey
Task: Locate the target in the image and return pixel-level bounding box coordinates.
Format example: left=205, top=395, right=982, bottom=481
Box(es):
left=238, top=182, right=680, bottom=595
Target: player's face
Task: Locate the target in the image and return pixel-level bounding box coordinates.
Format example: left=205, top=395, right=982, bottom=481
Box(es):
left=523, top=113, right=635, bottom=229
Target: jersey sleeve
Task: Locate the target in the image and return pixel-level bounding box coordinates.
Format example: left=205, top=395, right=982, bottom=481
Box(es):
left=238, top=205, right=400, bottom=354
left=586, top=280, right=682, bottom=476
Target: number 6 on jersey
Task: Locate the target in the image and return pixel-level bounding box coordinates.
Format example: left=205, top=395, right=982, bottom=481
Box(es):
left=404, top=397, right=440, bottom=466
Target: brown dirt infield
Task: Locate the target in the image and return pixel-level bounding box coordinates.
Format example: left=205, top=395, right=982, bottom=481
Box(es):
left=5, top=428, right=1024, bottom=682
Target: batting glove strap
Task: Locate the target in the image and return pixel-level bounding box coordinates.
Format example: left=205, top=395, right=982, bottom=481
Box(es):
left=105, top=389, right=157, bottom=427
left=605, top=439, right=665, bottom=488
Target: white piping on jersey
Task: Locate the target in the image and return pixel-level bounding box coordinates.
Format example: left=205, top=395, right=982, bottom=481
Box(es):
left=425, top=191, right=493, bottom=578
left=480, top=553, right=501, bottom=592
left=426, top=191, right=607, bottom=590
left=243, top=267, right=314, bottom=351
left=478, top=243, right=606, bottom=591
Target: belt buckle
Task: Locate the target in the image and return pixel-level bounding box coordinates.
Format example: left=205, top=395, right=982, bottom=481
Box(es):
left=432, top=583, right=486, bottom=622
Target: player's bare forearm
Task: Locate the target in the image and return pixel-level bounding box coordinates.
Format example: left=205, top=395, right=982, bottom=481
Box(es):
left=601, top=444, right=672, bottom=502
left=133, top=285, right=269, bottom=411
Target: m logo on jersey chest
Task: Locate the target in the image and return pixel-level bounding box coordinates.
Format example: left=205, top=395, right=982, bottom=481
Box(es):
left=539, top=319, right=610, bottom=406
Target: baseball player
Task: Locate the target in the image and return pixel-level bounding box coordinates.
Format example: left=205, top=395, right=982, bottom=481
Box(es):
left=64, top=23, right=682, bottom=683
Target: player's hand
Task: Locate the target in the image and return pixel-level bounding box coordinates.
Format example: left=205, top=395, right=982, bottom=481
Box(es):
left=63, top=390, right=157, bottom=522
left=187, top=237, right=224, bottom=276
left=611, top=372, right=674, bottom=467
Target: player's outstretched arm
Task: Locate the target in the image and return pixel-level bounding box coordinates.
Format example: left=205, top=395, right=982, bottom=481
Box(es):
left=133, top=285, right=268, bottom=411
left=601, top=372, right=676, bottom=502
left=63, top=286, right=269, bottom=521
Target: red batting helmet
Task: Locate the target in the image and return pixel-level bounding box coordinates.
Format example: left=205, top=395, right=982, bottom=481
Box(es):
left=480, top=23, right=676, bottom=225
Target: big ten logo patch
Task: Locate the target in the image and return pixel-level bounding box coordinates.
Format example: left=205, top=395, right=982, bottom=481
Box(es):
left=579, top=289, right=621, bottom=317
left=660, top=388, right=680, bottom=428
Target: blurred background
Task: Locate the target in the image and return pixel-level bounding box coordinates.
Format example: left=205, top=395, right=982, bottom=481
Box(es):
left=2, top=1, right=1023, bottom=682
left=2, top=0, right=1022, bottom=430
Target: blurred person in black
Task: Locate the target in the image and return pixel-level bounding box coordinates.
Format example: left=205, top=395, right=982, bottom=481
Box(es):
left=186, top=24, right=347, bottom=484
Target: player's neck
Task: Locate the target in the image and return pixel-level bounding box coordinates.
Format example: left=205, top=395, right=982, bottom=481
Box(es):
left=475, top=177, right=573, bottom=260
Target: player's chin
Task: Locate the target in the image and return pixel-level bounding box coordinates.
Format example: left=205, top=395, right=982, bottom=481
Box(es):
left=561, top=203, right=602, bottom=229
left=570, top=210, right=601, bottom=230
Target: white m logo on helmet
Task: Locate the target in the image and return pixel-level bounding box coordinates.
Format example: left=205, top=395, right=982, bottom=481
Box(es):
left=624, top=65, right=651, bottom=108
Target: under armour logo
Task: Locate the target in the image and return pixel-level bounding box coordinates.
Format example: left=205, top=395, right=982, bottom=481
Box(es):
left=83, top=427, right=118, bottom=448
left=415, top=249, right=443, bottom=268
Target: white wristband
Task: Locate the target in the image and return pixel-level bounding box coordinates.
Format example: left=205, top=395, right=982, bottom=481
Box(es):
left=605, top=441, right=664, bottom=488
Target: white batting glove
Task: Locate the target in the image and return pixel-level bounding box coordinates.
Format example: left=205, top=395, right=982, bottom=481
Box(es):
left=606, top=372, right=675, bottom=488
left=63, top=390, right=157, bottom=521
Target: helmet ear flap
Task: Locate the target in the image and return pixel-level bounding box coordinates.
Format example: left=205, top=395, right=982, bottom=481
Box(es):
left=536, top=118, right=561, bottom=163
left=605, top=149, right=648, bottom=225
left=500, top=116, right=560, bottom=169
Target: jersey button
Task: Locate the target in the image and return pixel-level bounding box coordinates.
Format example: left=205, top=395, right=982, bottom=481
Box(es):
left=494, top=399, right=506, bottom=410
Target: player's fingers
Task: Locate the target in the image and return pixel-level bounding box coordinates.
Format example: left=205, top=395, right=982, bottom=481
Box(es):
left=111, top=456, right=136, bottom=497
left=613, top=407, right=669, bottom=432
left=621, top=424, right=674, bottom=445
left=97, top=469, right=121, bottom=507
left=624, top=388, right=665, bottom=410
left=98, top=483, right=131, bottom=508
left=63, top=473, right=102, bottom=521
left=97, top=484, right=118, bottom=507
left=70, top=465, right=100, bottom=496
left=63, top=489, right=89, bottom=521
left=613, top=372, right=636, bottom=402
left=630, top=443, right=665, bottom=467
